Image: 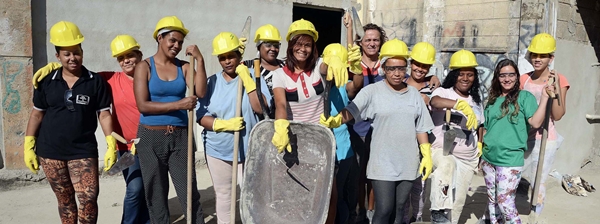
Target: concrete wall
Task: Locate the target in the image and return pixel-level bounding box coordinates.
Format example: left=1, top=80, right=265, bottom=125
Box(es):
left=0, top=0, right=33, bottom=169
left=22, top=0, right=353, bottom=168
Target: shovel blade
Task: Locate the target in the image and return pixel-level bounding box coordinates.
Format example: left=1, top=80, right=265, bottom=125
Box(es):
left=107, top=152, right=135, bottom=175
left=443, top=130, right=457, bottom=156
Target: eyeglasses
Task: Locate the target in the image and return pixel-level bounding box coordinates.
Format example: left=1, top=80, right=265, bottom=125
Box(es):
left=262, top=42, right=281, bottom=49
left=498, top=73, right=517, bottom=78
left=64, top=89, right=75, bottom=111
left=383, top=66, right=407, bottom=73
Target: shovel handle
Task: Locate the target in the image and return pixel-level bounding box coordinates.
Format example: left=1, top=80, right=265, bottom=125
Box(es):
left=445, top=109, right=451, bottom=125
left=323, top=80, right=331, bottom=118
left=111, top=132, right=128, bottom=144
left=254, top=59, right=269, bottom=119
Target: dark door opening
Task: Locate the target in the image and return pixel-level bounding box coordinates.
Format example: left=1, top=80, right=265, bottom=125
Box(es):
left=293, top=4, right=343, bottom=55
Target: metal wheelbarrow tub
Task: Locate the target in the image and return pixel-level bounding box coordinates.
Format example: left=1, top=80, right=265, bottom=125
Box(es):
left=241, top=120, right=336, bottom=224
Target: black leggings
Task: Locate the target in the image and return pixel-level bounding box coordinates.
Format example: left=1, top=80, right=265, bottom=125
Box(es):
left=371, top=179, right=414, bottom=224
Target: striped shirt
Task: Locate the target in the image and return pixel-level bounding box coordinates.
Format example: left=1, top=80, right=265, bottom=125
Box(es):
left=242, top=59, right=285, bottom=95
left=272, top=60, right=325, bottom=124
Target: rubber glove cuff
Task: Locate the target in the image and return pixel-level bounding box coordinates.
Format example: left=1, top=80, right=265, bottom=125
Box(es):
left=33, top=62, right=62, bottom=89
left=104, top=135, right=118, bottom=172
left=23, top=136, right=39, bottom=174
left=236, top=64, right=257, bottom=93
left=477, top=142, right=483, bottom=158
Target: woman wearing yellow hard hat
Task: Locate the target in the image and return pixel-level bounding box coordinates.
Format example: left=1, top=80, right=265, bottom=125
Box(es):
left=133, top=15, right=207, bottom=224
left=196, top=31, right=271, bottom=224
left=241, top=24, right=285, bottom=118
left=320, top=38, right=434, bottom=224
left=32, top=34, right=151, bottom=224
left=520, top=33, right=570, bottom=216
left=24, top=20, right=117, bottom=223
left=479, top=59, right=552, bottom=224
left=426, top=49, right=483, bottom=224
left=400, top=41, right=438, bottom=224
left=269, top=18, right=359, bottom=224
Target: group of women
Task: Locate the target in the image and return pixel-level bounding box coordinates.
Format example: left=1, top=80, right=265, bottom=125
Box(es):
left=24, top=14, right=568, bottom=224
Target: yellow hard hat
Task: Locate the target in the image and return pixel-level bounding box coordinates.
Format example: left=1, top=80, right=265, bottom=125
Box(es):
left=254, top=24, right=282, bottom=43
left=379, top=39, right=409, bottom=60
left=153, top=16, right=189, bottom=40
left=212, top=32, right=241, bottom=56
left=410, top=42, right=436, bottom=65
left=286, top=19, right=318, bottom=42
left=49, top=21, right=85, bottom=47
left=322, top=43, right=348, bottom=67
left=528, top=33, right=556, bottom=54
left=110, top=35, right=140, bottom=57
left=449, top=49, right=478, bottom=70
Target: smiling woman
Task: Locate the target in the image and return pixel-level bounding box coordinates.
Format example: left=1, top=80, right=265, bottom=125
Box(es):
left=25, top=20, right=116, bottom=224
left=132, top=15, right=208, bottom=224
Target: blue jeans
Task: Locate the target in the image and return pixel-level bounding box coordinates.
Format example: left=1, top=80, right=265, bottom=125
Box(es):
left=119, top=151, right=150, bottom=224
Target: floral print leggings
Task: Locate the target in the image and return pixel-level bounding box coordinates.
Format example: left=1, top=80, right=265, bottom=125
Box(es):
left=481, top=160, right=522, bottom=224
left=40, top=157, right=99, bottom=224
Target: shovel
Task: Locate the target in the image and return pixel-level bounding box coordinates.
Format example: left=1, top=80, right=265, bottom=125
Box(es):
left=443, top=110, right=457, bottom=156
left=107, top=132, right=139, bottom=175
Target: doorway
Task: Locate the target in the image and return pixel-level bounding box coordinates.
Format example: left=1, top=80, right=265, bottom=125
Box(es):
left=293, top=4, right=343, bottom=54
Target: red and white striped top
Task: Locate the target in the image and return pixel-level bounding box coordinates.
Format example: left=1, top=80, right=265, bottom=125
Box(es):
left=271, top=60, right=325, bottom=124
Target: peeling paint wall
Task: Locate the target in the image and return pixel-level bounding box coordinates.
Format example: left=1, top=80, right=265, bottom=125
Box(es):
left=0, top=0, right=33, bottom=169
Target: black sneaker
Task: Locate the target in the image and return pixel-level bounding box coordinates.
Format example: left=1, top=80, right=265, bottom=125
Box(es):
left=431, top=210, right=451, bottom=224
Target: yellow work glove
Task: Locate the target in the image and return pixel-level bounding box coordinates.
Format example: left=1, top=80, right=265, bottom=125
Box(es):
left=236, top=64, right=257, bottom=93
left=419, top=143, right=433, bottom=180
left=23, top=136, right=39, bottom=174
left=238, top=37, right=247, bottom=55
left=272, top=119, right=292, bottom=153
left=477, top=142, right=483, bottom=158
left=320, top=113, right=343, bottom=129
left=32, top=62, right=62, bottom=89
left=104, top=135, right=118, bottom=172
left=130, top=143, right=137, bottom=155
left=348, top=44, right=362, bottom=75
left=453, top=99, right=478, bottom=130
left=323, top=55, right=349, bottom=88
left=213, top=117, right=245, bottom=132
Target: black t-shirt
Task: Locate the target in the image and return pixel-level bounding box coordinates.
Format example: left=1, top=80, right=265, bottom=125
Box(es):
left=33, top=67, right=112, bottom=160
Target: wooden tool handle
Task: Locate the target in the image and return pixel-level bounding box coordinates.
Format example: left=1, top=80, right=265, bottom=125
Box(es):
left=186, top=55, right=195, bottom=224
left=445, top=109, right=451, bottom=125
left=110, top=132, right=128, bottom=144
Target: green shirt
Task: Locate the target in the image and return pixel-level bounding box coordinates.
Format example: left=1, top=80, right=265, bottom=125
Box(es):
left=482, top=91, right=538, bottom=167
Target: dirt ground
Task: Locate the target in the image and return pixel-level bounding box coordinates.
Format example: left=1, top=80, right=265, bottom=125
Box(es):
left=0, top=159, right=598, bottom=224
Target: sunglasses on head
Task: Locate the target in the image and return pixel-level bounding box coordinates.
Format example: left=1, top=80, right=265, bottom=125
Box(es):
left=64, top=89, right=75, bottom=111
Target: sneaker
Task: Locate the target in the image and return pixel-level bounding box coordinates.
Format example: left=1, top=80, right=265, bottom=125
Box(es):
left=431, top=210, right=451, bottom=224
left=366, top=210, right=374, bottom=223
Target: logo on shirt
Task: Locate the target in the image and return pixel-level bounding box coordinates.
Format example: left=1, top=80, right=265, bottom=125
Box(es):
left=76, top=94, right=90, bottom=105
